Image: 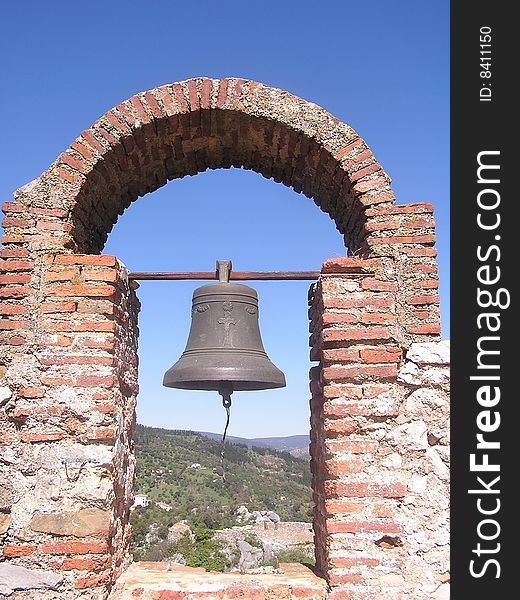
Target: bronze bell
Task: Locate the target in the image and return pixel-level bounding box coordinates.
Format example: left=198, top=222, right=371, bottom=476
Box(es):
left=163, top=262, right=285, bottom=393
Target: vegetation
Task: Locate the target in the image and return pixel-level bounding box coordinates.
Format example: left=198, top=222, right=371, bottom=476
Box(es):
left=130, top=424, right=313, bottom=567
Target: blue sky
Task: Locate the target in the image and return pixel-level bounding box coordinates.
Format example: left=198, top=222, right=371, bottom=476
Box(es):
left=0, top=1, right=449, bottom=437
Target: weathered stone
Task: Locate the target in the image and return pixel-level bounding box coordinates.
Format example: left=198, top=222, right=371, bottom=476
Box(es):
left=0, top=387, right=11, bottom=406
left=0, top=485, right=13, bottom=511
left=397, top=361, right=421, bottom=385
left=407, top=341, right=450, bottom=365
left=0, top=563, right=63, bottom=595
left=31, top=507, right=110, bottom=537
left=404, top=388, right=449, bottom=414
left=237, top=540, right=264, bottom=570
left=427, top=448, right=449, bottom=480
left=168, top=520, right=194, bottom=543
left=0, top=513, right=11, bottom=534
left=386, top=420, right=428, bottom=450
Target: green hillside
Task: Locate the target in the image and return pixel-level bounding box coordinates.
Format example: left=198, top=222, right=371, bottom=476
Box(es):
left=131, top=425, right=313, bottom=560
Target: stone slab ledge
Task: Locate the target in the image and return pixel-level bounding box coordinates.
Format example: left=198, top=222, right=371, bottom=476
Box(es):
left=108, top=561, right=327, bottom=599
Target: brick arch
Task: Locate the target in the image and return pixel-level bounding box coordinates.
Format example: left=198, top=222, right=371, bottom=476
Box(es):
left=1, top=78, right=445, bottom=600
left=15, top=77, right=395, bottom=254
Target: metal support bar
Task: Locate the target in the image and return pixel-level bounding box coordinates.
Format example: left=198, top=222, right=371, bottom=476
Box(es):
left=128, top=270, right=322, bottom=281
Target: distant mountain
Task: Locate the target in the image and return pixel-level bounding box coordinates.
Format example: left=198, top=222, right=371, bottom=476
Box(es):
left=197, top=431, right=310, bottom=453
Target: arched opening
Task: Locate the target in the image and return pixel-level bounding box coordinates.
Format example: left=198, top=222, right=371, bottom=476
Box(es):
left=102, top=166, right=347, bottom=570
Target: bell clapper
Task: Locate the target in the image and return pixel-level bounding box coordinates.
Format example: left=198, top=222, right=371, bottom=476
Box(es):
left=217, top=381, right=233, bottom=482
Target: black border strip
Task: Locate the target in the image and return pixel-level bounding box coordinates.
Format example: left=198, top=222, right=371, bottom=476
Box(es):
left=451, top=2, right=513, bottom=597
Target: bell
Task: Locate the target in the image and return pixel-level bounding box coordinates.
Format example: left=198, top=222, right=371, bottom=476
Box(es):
left=163, top=272, right=286, bottom=393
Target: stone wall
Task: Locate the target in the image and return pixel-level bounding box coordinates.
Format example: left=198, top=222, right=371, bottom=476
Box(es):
left=0, top=256, right=139, bottom=598
left=308, top=256, right=449, bottom=599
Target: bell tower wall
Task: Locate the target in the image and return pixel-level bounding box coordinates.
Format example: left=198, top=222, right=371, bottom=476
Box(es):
left=0, top=77, right=448, bottom=598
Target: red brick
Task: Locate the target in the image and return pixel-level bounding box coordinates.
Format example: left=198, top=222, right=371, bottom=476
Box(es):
left=58, top=166, right=84, bottom=184
left=75, top=570, right=111, bottom=589
left=0, top=285, right=31, bottom=298
left=45, top=284, right=116, bottom=298
left=322, top=348, right=361, bottom=363
left=47, top=320, right=116, bottom=333
left=360, top=312, right=395, bottom=325
left=0, top=334, right=26, bottom=345
left=81, top=268, right=118, bottom=282
left=0, top=320, right=26, bottom=330
left=186, top=79, right=199, bottom=111
left=44, top=268, right=80, bottom=282
left=412, top=278, right=438, bottom=289
left=144, top=91, right=164, bottom=119
left=291, top=586, right=322, bottom=598
left=324, top=438, right=379, bottom=454
left=130, top=95, right=152, bottom=124
left=365, top=202, right=434, bottom=217
left=41, top=376, right=75, bottom=386
left=41, top=300, right=77, bottom=313
left=30, top=208, right=69, bottom=219
left=322, top=312, right=359, bottom=325
left=45, top=334, right=73, bottom=346
left=352, top=176, right=388, bottom=194
left=413, top=309, right=431, bottom=320
left=323, top=363, right=397, bottom=383
left=322, top=327, right=390, bottom=343
left=39, top=355, right=114, bottom=366
left=2, top=216, right=33, bottom=228
left=321, top=257, right=380, bottom=273
left=49, top=254, right=117, bottom=266
left=361, top=278, right=397, bottom=292
left=82, top=427, right=116, bottom=441
left=217, top=79, right=229, bottom=108
left=2, top=544, right=36, bottom=557
left=324, top=481, right=406, bottom=498
left=372, top=234, right=436, bottom=245
left=0, top=303, right=28, bottom=315
left=59, top=151, right=89, bottom=174
left=2, top=201, right=23, bottom=213
left=18, top=387, right=45, bottom=398
left=349, top=163, right=381, bottom=182
left=200, top=78, right=212, bottom=109
left=93, top=402, right=116, bottom=414
left=359, top=348, right=402, bottom=363
left=71, top=140, right=94, bottom=162
left=76, top=375, right=114, bottom=387
left=327, top=572, right=363, bottom=585
left=326, top=519, right=402, bottom=534
left=322, top=417, right=359, bottom=435
left=406, top=323, right=441, bottom=335
left=324, top=499, right=394, bottom=517
left=323, top=384, right=363, bottom=400
left=323, top=296, right=394, bottom=310
left=362, top=383, right=392, bottom=398
left=329, top=556, right=381, bottom=569
left=81, top=336, right=115, bottom=351
left=322, top=456, right=366, bottom=476
left=80, top=130, right=108, bottom=156
left=0, top=248, right=30, bottom=258
left=42, top=540, right=109, bottom=555
left=334, top=139, right=364, bottom=160
left=406, top=294, right=439, bottom=306
left=172, top=83, right=189, bottom=113
left=55, top=556, right=110, bottom=571
left=401, top=247, right=437, bottom=257
left=19, top=432, right=66, bottom=442
left=412, top=263, right=437, bottom=273
left=323, top=398, right=399, bottom=418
